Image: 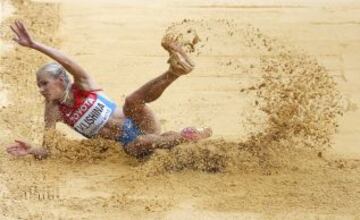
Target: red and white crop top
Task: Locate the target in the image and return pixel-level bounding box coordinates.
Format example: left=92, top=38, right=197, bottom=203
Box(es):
left=58, top=84, right=117, bottom=138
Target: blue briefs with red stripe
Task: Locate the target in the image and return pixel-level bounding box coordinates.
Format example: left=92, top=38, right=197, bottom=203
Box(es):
left=117, top=117, right=143, bottom=145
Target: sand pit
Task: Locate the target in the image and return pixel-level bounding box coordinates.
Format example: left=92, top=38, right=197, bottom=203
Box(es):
left=1, top=0, right=360, bottom=219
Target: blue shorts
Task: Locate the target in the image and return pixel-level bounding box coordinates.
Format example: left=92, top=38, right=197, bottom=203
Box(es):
left=117, top=118, right=143, bottom=145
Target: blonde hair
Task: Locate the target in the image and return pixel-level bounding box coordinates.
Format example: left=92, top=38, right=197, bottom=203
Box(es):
left=37, top=62, right=70, bottom=86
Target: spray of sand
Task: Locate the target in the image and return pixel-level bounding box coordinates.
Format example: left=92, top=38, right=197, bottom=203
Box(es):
left=139, top=19, right=344, bottom=175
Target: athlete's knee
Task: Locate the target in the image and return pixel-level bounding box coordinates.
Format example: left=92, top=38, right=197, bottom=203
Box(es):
left=125, top=94, right=141, bottom=107
left=124, top=94, right=144, bottom=114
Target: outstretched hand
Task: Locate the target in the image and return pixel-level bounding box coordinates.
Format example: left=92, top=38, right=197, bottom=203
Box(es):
left=6, top=140, right=32, bottom=156
left=10, top=20, right=34, bottom=48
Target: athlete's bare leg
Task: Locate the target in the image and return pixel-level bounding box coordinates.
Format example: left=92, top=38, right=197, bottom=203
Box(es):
left=123, top=36, right=195, bottom=134
left=122, top=36, right=212, bottom=157
left=124, top=128, right=213, bottom=158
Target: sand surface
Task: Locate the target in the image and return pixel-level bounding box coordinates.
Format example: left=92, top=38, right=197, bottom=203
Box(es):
left=1, top=0, right=360, bottom=219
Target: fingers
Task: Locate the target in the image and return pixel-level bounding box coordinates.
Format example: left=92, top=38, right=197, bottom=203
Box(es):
left=15, top=139, right=26, bottom=145
left=10, top=24, right=20, bottom=37
left=7, top=149, right=24, bottom=156
left=5, top=144, right=27, bottom=156
left=10, top=26, right=21, bottom=45
left=6, top=148, right=14, bottom=155
left=6, top=143, right=19, bottom=148
left=16, top=20, right=30, bottom=37
left=6, top=146, right=17, bottom=154
left=15, top=20, right=24, bottom=32
left=10, top=20, right=28, bottom=37
left=6, top=145, right=21, bottom=155
left=10, top=22, right=23, bottom=45
left=14, top=140, right=31, bottom=149
left=6, top=142, right=22, bottom=151
left=15, top=20, right=27, bottom=37
left=15, top=21, right=23, bottom=36
left=18, top=21, right=27, bottom=32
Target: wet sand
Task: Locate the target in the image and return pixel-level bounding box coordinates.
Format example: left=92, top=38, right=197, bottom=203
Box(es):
left=1, top=0, right=360, bottom=219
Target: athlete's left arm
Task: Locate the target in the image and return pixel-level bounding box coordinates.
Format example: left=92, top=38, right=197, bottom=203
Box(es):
left=44, top=101, right=59, bottom=129
left=5, top=103, right=54, bottom=160
left=10, top=20, right=98, bottom=91
left=35, top=101, right=62, bottom=159
left=6, top=102, right=59, bottom=159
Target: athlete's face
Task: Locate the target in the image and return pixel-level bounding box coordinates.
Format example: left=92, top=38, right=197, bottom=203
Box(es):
left=36, top=72, right=66, bottom=101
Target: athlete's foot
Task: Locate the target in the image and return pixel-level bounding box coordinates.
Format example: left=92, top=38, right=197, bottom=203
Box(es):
left=161, top=34, right=195, bottom=76
left=180, top=127, right=213, bottom=142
